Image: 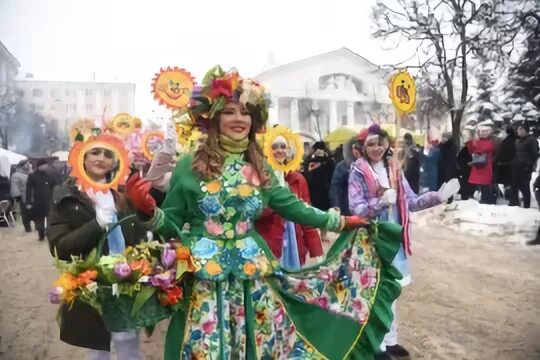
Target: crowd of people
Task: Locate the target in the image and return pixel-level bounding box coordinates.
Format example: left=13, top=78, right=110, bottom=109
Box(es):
left=4, top=65, right=538, bottom=360
left=0, top=157, right=68, bottom=240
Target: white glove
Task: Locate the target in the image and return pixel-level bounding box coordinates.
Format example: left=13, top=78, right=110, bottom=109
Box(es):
left=380, top=189, right=397, bottom=205
left=96, top=206, right=115, bottom=229
left=437, top=178, right=461, bottom=201
left=163, top=119, right=177, bottom=155
left=315, top=256, right=324, bottom=263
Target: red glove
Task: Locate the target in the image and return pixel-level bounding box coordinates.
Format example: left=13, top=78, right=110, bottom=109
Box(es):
left=342, top=215, right=369, bottom=230
left=126, top=173, right=156, bottom=216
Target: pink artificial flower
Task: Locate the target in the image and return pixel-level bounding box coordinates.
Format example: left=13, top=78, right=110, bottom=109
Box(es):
left=318, top=267, right=334, bottom=282
left=202, top=320, right=216, bottom=334
left=240, top=165, right=261, bottom=186
left=360, top=268, right=378, bottom=289
left=275, top=307, right=284, bottom=325
left=295, top=280, right=308, bottom=292
left=205, top=219, right=224, bottom=236
left=235, top=221, right=250, bottom=235
left=314, top=296, right=329, bottom=309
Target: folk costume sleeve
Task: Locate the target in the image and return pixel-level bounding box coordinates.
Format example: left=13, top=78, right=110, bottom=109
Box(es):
left=152, top=155, right=191, bottom=240
left=265, top=171, right=342, bottom=232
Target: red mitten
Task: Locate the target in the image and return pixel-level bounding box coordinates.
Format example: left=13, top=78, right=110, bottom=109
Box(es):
left=342, top=215, right=369, bottom=230
left=126, top=173, right=156, bottom=216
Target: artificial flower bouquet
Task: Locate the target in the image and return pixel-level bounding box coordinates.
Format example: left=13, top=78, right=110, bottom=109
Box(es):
left=50, top=240, right=194, bottom=332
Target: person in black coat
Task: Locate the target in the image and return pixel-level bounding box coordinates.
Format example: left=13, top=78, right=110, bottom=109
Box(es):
left=510, top=124, right=539, bottom=208
left=438, top=132, right=458, bottom=189
left=26, top=159, right=57, bottom=240
left=303, top=141, right=335, bottom=242
left=47, top=147, right=148, bottom=357
left=456, top=143, right=474, bottom=200
left=400, top=133, right=422, bottom=194
left=494, top=126, right=516, bottom=188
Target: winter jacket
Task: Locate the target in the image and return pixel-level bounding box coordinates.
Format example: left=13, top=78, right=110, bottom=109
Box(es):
left=438, top=139, right=458, bottom=187
left=400, top=143, right=422, bottom=194
left=421, top=147, right=440, bottom=191
left=256, top=171, right=323, bottom=265
left=330, top=160, right=352, bottom=215
left=46, top=179, right=148, bottom=351
left=514, top=135, right=539, bottom=172
left=26, top=168, right=56, bottom=219
left=10, top=169, right=28, bottom=202
left=303, top=150, right=335, bottom=211
left=494, top=135, right=516, bottom=186
left=466, top=138, right=495, bottom=185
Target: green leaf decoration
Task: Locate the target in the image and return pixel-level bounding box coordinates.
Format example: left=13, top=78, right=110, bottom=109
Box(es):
left=176, top=260, right=188, bottom=280
left=131, top=287, right=156, bottom=315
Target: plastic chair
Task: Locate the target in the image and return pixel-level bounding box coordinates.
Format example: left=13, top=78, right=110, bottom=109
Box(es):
left=0, top=200, right=15, bottom=227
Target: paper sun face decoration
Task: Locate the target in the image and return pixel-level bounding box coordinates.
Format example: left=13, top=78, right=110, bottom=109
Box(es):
left=152, top=67, right=195, bottom=109
left=107, top=113, right=141, bottom=137
left=389, top=70, right=416, bottom=114
left=69, top=119, right=95, bottom=144
left=141, top=130, right=165, bottom=161
left=68, top=134, right=130, bottom=192
left=263, top=125, right=304, bottom=173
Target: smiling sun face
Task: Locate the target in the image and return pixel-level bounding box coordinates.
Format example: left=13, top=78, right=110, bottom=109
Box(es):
left=152, top=67, right=195, bottom=109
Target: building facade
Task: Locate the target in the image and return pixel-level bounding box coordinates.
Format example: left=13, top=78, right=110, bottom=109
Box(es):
left=256, top=48, right=393, bottom=141
left=0, top=42, right=20, bottom=149
left=16, top=80, right=136, bottom=134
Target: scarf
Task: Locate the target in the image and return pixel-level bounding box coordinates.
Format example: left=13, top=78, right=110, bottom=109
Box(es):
left=219, top=134, right=249, bottom=154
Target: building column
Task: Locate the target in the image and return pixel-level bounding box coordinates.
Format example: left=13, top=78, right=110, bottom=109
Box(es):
left=347, top=101, right=355, bottom=126
left=329, top=100, right=338, bottom=132
left=290, top=98, right=299, bottom=132
left=269, top=96, right=279, bottom=127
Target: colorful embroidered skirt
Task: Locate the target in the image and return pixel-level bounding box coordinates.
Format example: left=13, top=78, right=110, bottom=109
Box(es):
left=164, top=222, right=402, bottom=360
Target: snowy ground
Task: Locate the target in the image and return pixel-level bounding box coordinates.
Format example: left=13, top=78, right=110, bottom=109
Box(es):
left=1, top=218, right=539, bottom=360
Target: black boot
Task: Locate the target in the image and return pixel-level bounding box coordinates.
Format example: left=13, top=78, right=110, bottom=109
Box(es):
left=374, top=352, right=393, bottom=360
left=527, top=228, right=540, bottom=246
left=386, top=344, right=410, bottom=359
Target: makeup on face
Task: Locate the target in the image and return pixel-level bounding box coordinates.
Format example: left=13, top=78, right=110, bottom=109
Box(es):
left=218, top=102, right=252, bottom=141
left=84, top=147, right=115, bottom=182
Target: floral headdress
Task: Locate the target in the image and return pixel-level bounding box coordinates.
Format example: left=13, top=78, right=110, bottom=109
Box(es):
left=152, top=65, right=270, bottom=134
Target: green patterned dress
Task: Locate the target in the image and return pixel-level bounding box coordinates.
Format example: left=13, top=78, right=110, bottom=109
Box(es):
left=151, top=153, right=402, bottom=360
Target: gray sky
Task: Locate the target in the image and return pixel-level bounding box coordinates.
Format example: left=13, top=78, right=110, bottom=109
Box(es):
left=0, top=0, right=411, bottom=121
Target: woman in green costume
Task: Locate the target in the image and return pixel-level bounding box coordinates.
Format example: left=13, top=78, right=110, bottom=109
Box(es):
left=126, top=66, right=403, bottom=360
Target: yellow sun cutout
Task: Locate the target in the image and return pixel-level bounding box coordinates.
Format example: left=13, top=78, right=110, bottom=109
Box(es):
left=141, top=130, right=165, bottom=160
left=152, top=67, right=195, bottom=109
left=109, top=113, right=138, bottom=137
left=68, top=134, right=130, bottom=193
left=263, top=125, right=304, bottom=173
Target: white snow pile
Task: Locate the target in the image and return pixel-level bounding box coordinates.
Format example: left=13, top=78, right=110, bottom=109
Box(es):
left=411, top=200, right=540, bottom=243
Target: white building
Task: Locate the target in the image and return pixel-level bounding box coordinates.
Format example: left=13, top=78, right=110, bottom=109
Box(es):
left=16, top=80, right=136, bottom=134
left=256, top=47, right=393, bottom=141
left=0, top=42, right=20, bottom=149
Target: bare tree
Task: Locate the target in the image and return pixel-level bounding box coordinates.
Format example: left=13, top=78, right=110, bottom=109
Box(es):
left=372, top=0, right=536, bottom=140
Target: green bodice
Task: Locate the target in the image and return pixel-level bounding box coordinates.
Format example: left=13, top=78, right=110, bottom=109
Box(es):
left=153, top=153, right=339, bottom=281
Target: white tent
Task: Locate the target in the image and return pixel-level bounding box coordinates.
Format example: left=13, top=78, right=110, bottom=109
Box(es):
left=0, top=148, right=27, bottom=165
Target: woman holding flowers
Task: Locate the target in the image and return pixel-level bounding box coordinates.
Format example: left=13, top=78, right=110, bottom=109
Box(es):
left=126, top=65, right=404, bottom=359
left=47, top=144, right=148, bottom=359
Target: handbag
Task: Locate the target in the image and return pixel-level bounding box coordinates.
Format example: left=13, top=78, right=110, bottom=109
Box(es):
left=469, top=153, right=487, bottom=167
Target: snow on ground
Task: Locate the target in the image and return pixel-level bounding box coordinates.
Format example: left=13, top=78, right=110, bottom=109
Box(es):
left=412, top=200, right=540, bottom=244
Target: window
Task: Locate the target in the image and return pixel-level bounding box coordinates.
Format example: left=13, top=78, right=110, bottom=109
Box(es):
left=50, top=89, right=57, bottom=98
left=32, top=89, right=43, bottom=97
left=65, top=89, right=72, bottom=97
left=66, top=104, right=77, bottom=112
left=86, top=89, right=93, bottom=96
left=86, top=104, right=93, bottom=111
left=17, top=89, right=24, bottom=97
left=104, top=89, right=111, bottom=97
left=36, top=104, right=45, bottom=111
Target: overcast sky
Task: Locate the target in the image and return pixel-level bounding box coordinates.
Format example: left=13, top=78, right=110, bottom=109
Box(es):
left=0, top=0, right=412, bottom=121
